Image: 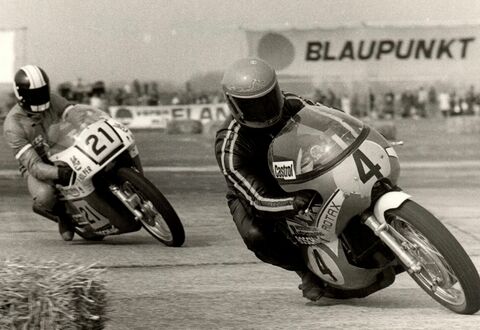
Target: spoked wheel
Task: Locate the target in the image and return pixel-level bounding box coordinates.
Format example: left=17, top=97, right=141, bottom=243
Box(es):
left=115, top=167, right=185, bottom=247
left=387, top=200, right=480, bottom=314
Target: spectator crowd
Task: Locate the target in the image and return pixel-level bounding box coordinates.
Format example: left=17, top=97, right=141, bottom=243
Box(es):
left=55, top=79, right=225, bottom=112
left=313, top=85, right=480, bottom=119
left=2, top=77, right=480, bottom=121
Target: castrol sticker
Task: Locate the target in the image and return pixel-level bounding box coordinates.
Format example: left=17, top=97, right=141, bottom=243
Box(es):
left=273, top=161, right=296, bottom=180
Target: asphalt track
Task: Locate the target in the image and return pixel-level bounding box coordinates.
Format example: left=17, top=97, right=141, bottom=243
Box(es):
left=1, top=117, right=480, bottom=329
left=1, top=164, right=480, bottom=329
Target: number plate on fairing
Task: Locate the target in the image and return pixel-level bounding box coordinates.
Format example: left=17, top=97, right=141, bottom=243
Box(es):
left=76, top=120, right=124, bottom=164
left=71, top=200, right=110, bottom=230
left=307, top=241, right=345, bottom=285
left=333, top=140, right=391, bottom=198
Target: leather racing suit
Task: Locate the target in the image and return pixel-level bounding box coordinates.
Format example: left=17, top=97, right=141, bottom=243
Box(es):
left=215, top=92, right=316, bottom=271
left=3, top=93, right=103, bottom=214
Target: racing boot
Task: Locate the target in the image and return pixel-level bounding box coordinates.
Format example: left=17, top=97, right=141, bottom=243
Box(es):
left=34, top=203, right=75, bottom=241
left=53, top=202, right=75, bottom=241
left=58, top=216, right=75, bottom=241
left=296, top=270, right=326, bottom=301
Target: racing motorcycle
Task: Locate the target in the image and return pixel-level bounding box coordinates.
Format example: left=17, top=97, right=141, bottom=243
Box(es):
left=268, top=104, right=480, bottom=314
left=45, top=109, right=185, bottom=246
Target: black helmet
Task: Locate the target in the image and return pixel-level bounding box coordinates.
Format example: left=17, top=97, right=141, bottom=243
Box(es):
left=13, top=65, right=51, bottom=113
left=221, top=57, right=284, bottom=128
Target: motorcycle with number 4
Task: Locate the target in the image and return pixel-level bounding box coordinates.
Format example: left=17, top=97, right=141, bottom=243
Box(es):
left=46, top=109, right=185, bottom=246
left=269, top=104, right=480, bottom=314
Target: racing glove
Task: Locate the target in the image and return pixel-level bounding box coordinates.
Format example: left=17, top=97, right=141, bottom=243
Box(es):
left=56, top=166, right=74, bottom=186
left=292, top=190, right=317, bottom=214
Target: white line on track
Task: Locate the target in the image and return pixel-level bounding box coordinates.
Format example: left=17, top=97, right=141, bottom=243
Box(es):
left=1, top=161, right=480, bottom=177
left=400, top=160, right=480, bottom=169
left=143, top=165, right=220, bottom=172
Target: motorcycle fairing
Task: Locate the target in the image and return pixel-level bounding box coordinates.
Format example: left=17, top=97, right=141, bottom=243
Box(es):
left=269, top=105, right=404, bottom=291
left=313, top=189, right=345, bottom=242
left=306, top=239, right=383, bottom=289
left=48, top=116, right=137, bottom=236
left=332, top=140, right=392, bottom=198
left=49, top=118, right=135, bottom=183
left=70, top=198, right=111, bottom=230
left=283, top=138, right=397, bottom=236
left=57, top=178, right=95, bottom=201
left=288, top=138, right=400, bottom=290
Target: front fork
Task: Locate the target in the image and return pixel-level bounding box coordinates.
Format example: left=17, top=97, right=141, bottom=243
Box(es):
left=109, top=185, right=144, bottom=221
left=109, top=181, right=157, bottom=226
left=362, top=191, right=422, bottom=274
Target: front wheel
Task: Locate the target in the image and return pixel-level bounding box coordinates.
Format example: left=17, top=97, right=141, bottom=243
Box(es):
left=387, top=200, right=480, bottom=314
left=116, top=167, right=185, bottom=247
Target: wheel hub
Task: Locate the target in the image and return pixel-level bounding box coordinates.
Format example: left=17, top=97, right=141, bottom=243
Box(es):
left=390, top=217, right=465, bottom=306
left=140, top=201, right=157, bottom=226
left=403, top=231, right=453, bottom=288
left=121, top=181, right=173, bottom=242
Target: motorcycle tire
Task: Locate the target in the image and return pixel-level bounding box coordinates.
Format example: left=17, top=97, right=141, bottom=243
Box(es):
left=387, top=200, right=480, bottom=314
left=116, top=167, right=185, bottom=247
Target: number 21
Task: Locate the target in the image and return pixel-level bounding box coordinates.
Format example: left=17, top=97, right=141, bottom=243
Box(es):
left=85, top=127, right=114, bottom=156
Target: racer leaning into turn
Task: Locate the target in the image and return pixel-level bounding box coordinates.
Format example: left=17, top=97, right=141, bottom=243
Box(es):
left=215, top=57, right=330, bottom=301
left=2, top=65, right=122, bottom=241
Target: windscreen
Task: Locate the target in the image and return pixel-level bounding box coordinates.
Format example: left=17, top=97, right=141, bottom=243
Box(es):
left=269, top=105, right=365, bottom=181
left=47, top=108, right=105, bottom=155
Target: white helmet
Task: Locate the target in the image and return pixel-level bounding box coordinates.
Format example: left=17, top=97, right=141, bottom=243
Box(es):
left=13, top=65, right=51, bottom=113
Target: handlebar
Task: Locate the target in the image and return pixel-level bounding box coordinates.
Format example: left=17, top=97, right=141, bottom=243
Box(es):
left=389, top=141, right=404, bottom=146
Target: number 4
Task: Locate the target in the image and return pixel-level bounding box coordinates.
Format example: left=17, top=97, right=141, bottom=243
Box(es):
left=352, top=150, right=382, bottom=183
left=313, top=249, right=337, bottom=282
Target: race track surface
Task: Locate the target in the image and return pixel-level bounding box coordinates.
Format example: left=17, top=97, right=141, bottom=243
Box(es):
left=1, top=167, right=480, bottom=329
left=1, top=118, right=480, bottom=329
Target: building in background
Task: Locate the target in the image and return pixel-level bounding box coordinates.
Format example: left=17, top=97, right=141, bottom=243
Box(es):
left=0, top=27, right=27, bottom=116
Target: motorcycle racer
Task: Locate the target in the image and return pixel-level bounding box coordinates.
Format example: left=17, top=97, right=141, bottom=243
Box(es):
left=3, top=65, right=109, bottom=241
left=215, top=57, right=326, bottom=301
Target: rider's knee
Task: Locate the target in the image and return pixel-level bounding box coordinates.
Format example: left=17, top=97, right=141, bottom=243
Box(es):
left=31, top=184, right=57, bottom=212
left=244, top=225, right=268, bottom=252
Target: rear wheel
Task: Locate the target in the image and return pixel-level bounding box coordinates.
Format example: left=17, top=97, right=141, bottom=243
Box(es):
left=387, top=200, right=480, bottom=314
left=115, top=167, right=185, bottom=247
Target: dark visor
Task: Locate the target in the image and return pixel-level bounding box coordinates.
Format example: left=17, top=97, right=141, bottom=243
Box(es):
left=229, top=86, right=282, bottom=125
left=21, top=85, right=50, bottom=106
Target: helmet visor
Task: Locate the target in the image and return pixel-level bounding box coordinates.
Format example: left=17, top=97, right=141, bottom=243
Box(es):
left=21, top=85, right=50, bottom=106
left=228, top=85, right=283, bottom=128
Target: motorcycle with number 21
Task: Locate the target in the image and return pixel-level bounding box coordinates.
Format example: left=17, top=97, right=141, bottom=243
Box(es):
left=46, top=108, right=185, bottom=246
left=269, top=104, right=480, bottom=314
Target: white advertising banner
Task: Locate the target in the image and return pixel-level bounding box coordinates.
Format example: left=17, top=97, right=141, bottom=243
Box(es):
left=0, top=31, right=16, bottom=83
left=109, top=103, right=230, bottom=129
left=245, top=23, right=480, bottom=82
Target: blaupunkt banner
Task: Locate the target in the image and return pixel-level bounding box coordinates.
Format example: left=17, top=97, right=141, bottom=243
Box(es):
left=244, top=23, right=480, bottom=82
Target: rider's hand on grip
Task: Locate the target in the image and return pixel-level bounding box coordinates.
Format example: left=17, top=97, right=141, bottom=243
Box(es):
left=292, top=190, right=316, bottom=214
left=56, top=166, right=73, bottom=186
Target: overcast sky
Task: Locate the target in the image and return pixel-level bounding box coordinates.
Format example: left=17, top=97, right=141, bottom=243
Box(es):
left=2, top=0, right=480, bottom=85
